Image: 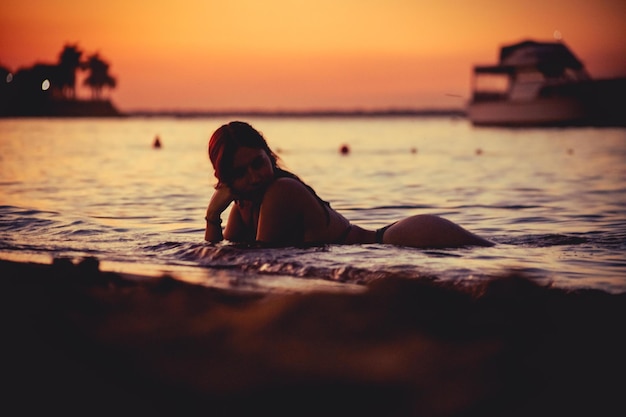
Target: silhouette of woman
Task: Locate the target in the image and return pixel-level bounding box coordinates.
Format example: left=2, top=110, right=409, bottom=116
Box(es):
left=205, top=121, right=493, bottom=248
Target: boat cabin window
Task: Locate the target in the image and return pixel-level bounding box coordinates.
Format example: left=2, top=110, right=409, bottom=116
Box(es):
left=472, top=73, right=509, bottom=101
left=474, top=73, right=509, bottom=93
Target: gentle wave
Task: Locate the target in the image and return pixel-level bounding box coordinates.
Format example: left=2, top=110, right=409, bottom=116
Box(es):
left=173, top=243, right=434, bottom=284
left=501, top=234, right=590, bottom=246
left=1, top=200, right=622, bottom=290
left=135, top=231, right=615, bottom=288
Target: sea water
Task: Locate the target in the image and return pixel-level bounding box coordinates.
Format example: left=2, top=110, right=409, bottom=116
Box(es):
left=1, top=117, right=625, bottom=293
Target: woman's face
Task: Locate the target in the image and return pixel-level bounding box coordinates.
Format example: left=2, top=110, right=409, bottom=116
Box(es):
left=229, top=146, right=274, bottom=196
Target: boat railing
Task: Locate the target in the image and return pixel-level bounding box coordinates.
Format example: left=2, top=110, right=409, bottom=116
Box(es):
left=471, top=91, right=508, bottom=102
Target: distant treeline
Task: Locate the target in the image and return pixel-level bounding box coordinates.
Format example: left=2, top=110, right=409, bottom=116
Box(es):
left=0, top=44, right=121, bottom=117
left=127, top=108, right=467, bottom=118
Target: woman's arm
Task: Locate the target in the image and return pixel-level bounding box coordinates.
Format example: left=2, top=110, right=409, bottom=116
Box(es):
left=204, top=185, right=235, bottom=242
left=223, top=204, right=250, bottom=242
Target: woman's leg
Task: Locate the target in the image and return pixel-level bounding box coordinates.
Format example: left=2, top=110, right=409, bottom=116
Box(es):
left=382, top=214, right=493, bottom=248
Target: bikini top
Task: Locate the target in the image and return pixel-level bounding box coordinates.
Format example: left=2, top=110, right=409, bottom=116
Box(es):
left=236, top=168, right=332, bottom=226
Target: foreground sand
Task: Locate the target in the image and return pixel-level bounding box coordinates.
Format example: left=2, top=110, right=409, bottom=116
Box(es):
left=1, top=257, right=624, bottom=417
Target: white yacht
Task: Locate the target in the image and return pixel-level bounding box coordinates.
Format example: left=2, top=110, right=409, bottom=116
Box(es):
left=467, top=40, right=626, bottom=127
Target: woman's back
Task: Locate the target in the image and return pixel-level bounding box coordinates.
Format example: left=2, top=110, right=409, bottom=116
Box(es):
left=252, top=177, right=352, bottom=244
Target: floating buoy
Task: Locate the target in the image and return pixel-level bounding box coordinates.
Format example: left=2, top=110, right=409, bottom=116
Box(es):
left=475, top=148, right=483, bottom=155
left=339, top=144, right=350, bottom=155
left=410, top=147, right=417, bottom=154
left=153, top=135, right=162, bottom=149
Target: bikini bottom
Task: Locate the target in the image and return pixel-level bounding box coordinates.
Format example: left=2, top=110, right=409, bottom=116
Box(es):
left=375, top=222, right=397, bottom=244
left=335, top=221, right=397, bottom=244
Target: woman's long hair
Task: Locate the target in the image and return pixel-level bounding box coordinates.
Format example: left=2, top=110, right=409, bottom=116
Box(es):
left=209, top=121, right=279, bottom=186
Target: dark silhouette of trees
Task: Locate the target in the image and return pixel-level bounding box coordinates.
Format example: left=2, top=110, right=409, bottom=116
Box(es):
left=0, top=65, right=12, bottom=114
left=0, top=44, right=120, bottom=117
left=83, top=53, right=116, bottom=100
left=57, top=44, right=83, bottom=99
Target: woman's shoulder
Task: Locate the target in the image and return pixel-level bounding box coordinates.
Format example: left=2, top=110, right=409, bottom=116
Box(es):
left=264, top=177, right=322, bottom=206
left=267, top=177, right=310, bottom=195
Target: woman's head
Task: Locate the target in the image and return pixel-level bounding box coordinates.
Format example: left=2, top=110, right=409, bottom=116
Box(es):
left=208, top=121, right=279, bottom=189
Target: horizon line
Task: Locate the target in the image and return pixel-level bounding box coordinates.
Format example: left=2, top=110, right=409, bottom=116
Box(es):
left=122, top=107, right=467, bottom=118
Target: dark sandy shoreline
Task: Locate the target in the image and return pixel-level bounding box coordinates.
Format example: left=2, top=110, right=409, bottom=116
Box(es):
left=1, top=257, right=624, bottom=417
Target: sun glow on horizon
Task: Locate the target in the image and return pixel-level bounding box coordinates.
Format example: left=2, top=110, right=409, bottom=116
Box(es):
left=2, top=0, right=625, bottom=110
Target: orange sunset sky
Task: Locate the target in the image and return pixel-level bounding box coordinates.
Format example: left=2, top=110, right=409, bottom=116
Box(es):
left=1, top=0, right=625, bottom=111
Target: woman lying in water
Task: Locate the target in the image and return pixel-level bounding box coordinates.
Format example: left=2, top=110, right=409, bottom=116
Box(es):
left=205, top=121, right=493, bottom=248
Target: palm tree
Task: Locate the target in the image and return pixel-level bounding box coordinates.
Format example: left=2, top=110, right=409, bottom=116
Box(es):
left=57, top=44, right=82, bottom=99
left=83, top=53, right=116, bottom=100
